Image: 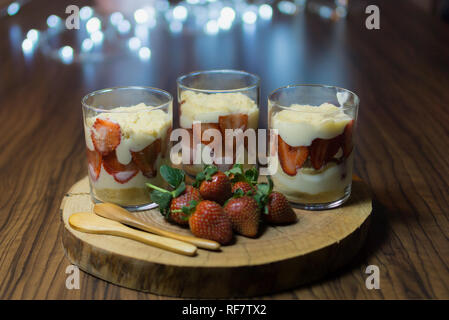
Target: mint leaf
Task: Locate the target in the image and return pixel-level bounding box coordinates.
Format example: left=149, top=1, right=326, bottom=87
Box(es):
left=150, top=190, right=172, bottom=216
left=203, top=165, right=218, bottom=181
left=181, top=200, right=198, bottom=216
left=160, top=165, right=185, bottom=188
left=194, top=165, right=217, bottom=186
left=226, top=164, right=243, bottom=177
left=256, top=183, right=270, bottom=195
left=244, top=167, right=259, bottom=184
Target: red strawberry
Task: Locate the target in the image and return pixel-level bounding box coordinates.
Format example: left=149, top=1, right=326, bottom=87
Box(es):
left=223, top=196, right=260, bottom=237
left=91, top=118, right=121, bottom=155
left=198, top=171, right=232, bottom=205
left=169, top=187, right=202, bottom=226
left=231, top=181, right=254, bottom=194
left=185, top=185, right=202, bottom=199
left=264, top=191, right=297, bottom=225
left=102, top=151, right=139, bottom=183
left=278, top=135, right=309, bottom=176
left=342, top=120, right=354, bottom=158
left=86, top=148, right=102, bottom=181
left=218, top=113, right=248, bottom=133
left=131, top=138, right=161, bottom=178
left=192, top=122, right=221, bottom=145
left=189, top=200, right=233, bottom=245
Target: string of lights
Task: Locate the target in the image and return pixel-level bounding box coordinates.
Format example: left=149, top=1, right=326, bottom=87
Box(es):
left=3, top=0, right=348, bottom=64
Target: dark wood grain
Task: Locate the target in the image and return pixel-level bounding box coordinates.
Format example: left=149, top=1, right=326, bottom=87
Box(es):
left=0, top=0, right=448, bottom=299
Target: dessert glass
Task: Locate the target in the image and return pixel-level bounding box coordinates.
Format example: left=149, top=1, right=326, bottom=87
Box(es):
left=82, top=86, right=173, bottom=211
left=268, top=85, right=359, bottom=210
left=175, top=70, right=260, bottom=176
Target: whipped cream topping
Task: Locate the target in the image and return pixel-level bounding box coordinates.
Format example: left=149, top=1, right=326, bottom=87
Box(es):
left=271, top=103, right=352, bottom=147
left=179, top=91, right=259, bottom=129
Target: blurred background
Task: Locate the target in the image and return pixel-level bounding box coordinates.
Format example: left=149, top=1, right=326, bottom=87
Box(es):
left=1, top=0, right=448, bottom=112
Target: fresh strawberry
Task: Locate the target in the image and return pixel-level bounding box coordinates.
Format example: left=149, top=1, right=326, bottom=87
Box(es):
left=277, top=135, right=309, bottom=176
left=192, top=122, right=221, bottom=145
left=188, top=200, right=233, bottom=245
left=195, top=166, right=232, bottom=205
left=254, top=177, right=297, bottom=225
left=169, top=187, right=202, bottom=226
left=223, top=196, right=260, bottom=237
left=342, top=120, right=354, bottom=158
left=231, top=181, right=254, bottom=194
left=102, top=151, right=139, bottom=183
left=131, top=138, right=161, bottom=178
left=185, top=185, right=202, bottom=199
left=264, top=191, right=297, bottom=225
left=91, top=118, right=121, bottom=155
left=218, top=113, right=248, bottom=133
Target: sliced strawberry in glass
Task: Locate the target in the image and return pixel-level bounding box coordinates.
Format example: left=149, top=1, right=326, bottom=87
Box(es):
left=309, top=138, right=329, bottom=170
left=86, top=148, right=102, bottom=181
left=103, top=151, right=139, bottom=184
left=278, top=135, right=309, bottom=176
left=219, top=113, right=249, bottom=155
left=131, top=138, right=161, bottom=178
left=342, top=120, right=354, bottom=158
left=91, top=118, right=121, bottom=155
left=161, top=127, right=172, bottom=158
left=218, top=113, right=249, bottom=134
left=325, top=134, right=343, bottom=160
left=192, top=122, right=221, bottom=145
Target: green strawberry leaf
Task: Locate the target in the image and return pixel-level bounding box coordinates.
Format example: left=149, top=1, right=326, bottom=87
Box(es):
left=160, top=165, right=185, bottom=188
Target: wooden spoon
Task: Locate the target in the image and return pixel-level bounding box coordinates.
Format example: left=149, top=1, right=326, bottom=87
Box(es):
left=94, top=203, right=220, bottom=251
left=69, top=212, right=197, bottom=256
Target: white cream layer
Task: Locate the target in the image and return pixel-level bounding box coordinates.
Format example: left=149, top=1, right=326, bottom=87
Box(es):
left=271, top=103, right=352, bottom=147
left=179, top=91, right=259, bottom=129
left=271, top=153, right=353, bottom=196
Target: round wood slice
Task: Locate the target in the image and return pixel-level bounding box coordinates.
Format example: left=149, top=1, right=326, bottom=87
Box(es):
left=61, top=176, right=372, bottom=298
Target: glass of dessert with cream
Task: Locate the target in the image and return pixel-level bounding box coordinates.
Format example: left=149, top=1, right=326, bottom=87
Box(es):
left=82, top=86, right=172, bottom=211
left=175, top=70, right=260, bottom=176
left=268, top=85, right=359, bottom=210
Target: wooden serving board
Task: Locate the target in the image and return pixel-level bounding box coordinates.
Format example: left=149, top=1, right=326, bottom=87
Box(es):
left=61, top=176, right=372, bottom=298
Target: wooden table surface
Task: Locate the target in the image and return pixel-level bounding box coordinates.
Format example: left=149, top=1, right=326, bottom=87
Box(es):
left=1, top=0, right=448, bottom=299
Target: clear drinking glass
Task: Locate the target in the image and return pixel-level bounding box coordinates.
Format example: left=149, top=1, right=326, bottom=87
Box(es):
left=82, top=86, right=173, bottom=211
left=175, top=70, right=260, bottom=176
left=268, top=85, right=359, bottom=210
